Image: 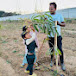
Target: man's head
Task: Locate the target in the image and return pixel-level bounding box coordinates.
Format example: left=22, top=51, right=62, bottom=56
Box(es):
left=21, top=31, right=31, bottom=39
left=49, top=2, right=57, bottom=14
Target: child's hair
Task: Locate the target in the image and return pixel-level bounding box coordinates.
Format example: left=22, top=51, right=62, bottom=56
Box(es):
left=21, top=31, right=28, bottom=39
left=22, top=25, right=27, bottom=31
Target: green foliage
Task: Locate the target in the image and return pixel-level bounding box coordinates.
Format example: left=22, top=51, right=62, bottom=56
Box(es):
left=50, top=70, right=58, bottom=76
left=54, top=47, right=61, bottom=56
left=6, top=19, right=12, bottom=23
left=0, top=24, right=4, bottom=30
left=12, top=50, right=19, bottom=53
left=2, top=40, right=8, bottom=43
left=6, top=60, right=11, bottom=64
left=33, top=24, right=39, bottom=32
left=0, top=11, right=20, bottom=17
left=52, top=70, right=58, bottom=76
left=31, top=12, right=61, bottom=74
left=14, top=40, right=18, bottom=42
left=31, top=12, right=61, bottom=57
left=57, top=48, right=61, bottom=55
left=31, top=12, right=58, bottom=36
left=0, top=24, right=2, bottom=29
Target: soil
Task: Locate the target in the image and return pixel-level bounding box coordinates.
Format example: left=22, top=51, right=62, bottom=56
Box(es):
left=0, top=21, right=76, bottom=76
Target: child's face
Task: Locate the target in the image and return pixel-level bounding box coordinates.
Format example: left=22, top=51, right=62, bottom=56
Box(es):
left=49, top=5, right=56, bottom=14
left=25, top=33, right=31, bottom=39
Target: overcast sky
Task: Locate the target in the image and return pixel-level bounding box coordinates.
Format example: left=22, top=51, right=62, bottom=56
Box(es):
left=0, top=0, right=76, bottom=14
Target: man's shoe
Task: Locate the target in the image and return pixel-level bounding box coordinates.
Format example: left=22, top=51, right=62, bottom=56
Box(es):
left=28, top=73, right=37, bottom=76
left=24, top=70, right=30, bottom=74
left=50, top=61, right=53, bottom=67
left=61, top=63, right=66, bottom=71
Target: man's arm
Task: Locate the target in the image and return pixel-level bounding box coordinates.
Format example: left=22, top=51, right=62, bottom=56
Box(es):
left=57, top=14, right=66, bottom=27
left=57, top=21, right=66, bottom=27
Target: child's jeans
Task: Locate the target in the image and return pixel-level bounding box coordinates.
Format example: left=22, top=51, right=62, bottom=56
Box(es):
left=22, top=52, right=37, bottom=65
left=26, top=54, right=35, bottom=75
left=48, top=36, right=64, bottom=64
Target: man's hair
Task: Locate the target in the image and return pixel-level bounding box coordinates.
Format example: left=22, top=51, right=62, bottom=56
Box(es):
left=22, top=25, right=27, bottom=31
left=49, top=2, right=57, bottom=9
left=21, top=31, right=28, bottom=39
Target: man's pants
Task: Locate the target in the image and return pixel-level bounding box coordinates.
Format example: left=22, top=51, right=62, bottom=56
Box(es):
left=26, top=54, right=35, bottom=75
left=48, top=36, right=64, bottom=64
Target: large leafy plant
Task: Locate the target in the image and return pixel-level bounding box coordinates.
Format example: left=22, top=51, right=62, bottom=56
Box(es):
left=31, top=12, right=61, bottom=55
left=31, top=12, right=61, bottom=74
left=31, top=12, right=59, bottom=36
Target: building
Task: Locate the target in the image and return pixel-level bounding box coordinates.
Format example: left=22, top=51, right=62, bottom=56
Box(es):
left=57, top=7, right=76, bottom=18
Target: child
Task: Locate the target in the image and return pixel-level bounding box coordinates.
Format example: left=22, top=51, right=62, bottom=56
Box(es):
left=21, top=31, right=37, bottom=76
left=30, top=24, right=39, bottom=68
left=21, top=26, right=31, bottom=67
left=21, top=25, right=39, bottom=68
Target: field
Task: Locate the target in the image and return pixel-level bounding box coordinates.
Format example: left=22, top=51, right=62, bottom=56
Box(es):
left=0, top=19, right=76, bottom=76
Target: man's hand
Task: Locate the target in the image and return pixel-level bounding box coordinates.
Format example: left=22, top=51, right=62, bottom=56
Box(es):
left=57, top=21, right=66, bottom=27
left=44, top=18, right=47, bottom=21
left=57, top=21, right=60, bottom=25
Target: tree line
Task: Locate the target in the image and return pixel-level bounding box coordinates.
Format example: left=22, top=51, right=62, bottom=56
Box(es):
left=0, top=11, right=20, bottom=17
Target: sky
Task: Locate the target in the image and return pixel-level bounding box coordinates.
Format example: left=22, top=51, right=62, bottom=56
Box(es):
left=0, top=0, right=76, bottom=14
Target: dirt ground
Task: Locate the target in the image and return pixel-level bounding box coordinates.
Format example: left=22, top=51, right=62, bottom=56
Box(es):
left=0, top=20, right=76, bottom=76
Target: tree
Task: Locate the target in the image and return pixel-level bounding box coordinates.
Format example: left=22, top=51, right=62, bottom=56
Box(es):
left=31, top=12, right=61, bottom=73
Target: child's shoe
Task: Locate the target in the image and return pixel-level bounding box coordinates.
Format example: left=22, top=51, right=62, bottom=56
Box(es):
left=24, top=70, right=30, bottom=74
left=28, top=73, right=37, bottom=76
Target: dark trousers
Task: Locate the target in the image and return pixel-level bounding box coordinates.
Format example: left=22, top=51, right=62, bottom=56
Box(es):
left=48, top=36, right=64, bottom=63
left=26, top=54, right=35, bottom=75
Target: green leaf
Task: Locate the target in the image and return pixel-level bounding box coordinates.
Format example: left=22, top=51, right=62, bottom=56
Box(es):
left=12, top=50, right=18, bottom=53
left=33, top=15, right=41, bottom=19
left=38, top=25, right=43, bottom=30
left=2, top=41, right=7, bottom=43
left=43, top=25, right=46, bottom=33
left=6, top=60, right=11, bottom=64
left=33, top=24, right=39, bottom=32
left=55, top=51, right=58, bottom=56
left=14, top=40, right=18, bottom=42
left=57, top=48, right=61, bottom=55
left=31, top=12, right=58, bottom=38
left=45, top=13, right=53, bottom=19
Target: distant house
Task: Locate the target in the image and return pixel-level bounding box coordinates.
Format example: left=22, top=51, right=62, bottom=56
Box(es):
left=57, top=7, right=76, bottom=18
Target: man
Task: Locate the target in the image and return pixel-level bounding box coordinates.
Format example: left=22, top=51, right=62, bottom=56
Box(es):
left=47, top=2, right=66, bottom=71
